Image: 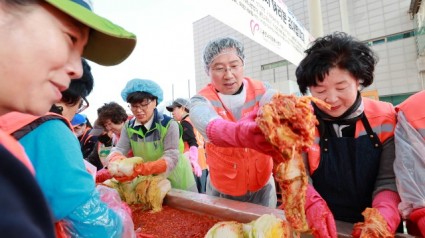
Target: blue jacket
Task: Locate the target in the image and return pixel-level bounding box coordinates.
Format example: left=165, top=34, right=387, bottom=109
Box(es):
left=20, top=119, right=124, bottom=237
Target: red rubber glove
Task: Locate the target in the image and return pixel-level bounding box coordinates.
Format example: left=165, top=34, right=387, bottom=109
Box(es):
left=371, top=190, right=401, bottom=233
left=206, top=109, right=285, bottom=163
left=96, top=168, right=112, bottom=183
left=135, top=159, right=167, bottom=176
left=410, top=208, right=425, bottom=237
left=135, top=230, right=154, bottom=238
left=114, top=159, right=168, bottom=182
left=305, top=184, right=338, bottom=238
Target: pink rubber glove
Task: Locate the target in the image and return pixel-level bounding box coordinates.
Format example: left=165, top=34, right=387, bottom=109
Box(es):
left=189, top=146, right=202, bottom=177
left=305, top=184, right=338, bottom=238
left=206, top=109, right=285, bottom=163
left=372, top=190, right=401, bottom=233
left=96, top=168, right=112, bottom=183
left=410, top=208, right=425, bottom=237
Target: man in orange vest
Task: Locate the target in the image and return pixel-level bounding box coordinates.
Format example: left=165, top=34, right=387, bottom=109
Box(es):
left=189, top=37, right=277, bottom=207
left=394, top=90, right=425, bottom=237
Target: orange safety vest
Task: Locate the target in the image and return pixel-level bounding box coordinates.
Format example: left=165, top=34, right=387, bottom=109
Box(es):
left=0, top=129, right=34, bottom=174
left=198, top=77, right=273, bottom=196
left=0, top=111, right=72, bottom=139
left=0, top=111, right=72, bottom=238
left=182, top=116, right=208, bottom=170
left=308, top=97, right=396, bottom=174
left=396, top=90, right=425, bottom=139
left=0, top=112, right=67, bottom=174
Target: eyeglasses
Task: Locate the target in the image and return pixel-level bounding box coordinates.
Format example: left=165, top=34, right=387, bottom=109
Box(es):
left=210, top=64, right=243, bottom=75
left=76, top=97, right=89, bottom=114
left=129, top=100, right=152, bottom=111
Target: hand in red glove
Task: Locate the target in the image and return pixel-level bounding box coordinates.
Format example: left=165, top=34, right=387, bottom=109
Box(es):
left=305, top=184, right=338, bottom=238
left=410, top=208, right=425, bottom=237
left=114, top=159, right=168, bottom=182
left=134, top=159, right=167, bottom=176
left=206, top=109, right=285, bottom=163
left=351, top=190, right=401, bottom=238
left=371, top=190, right=401, bottom=233
left=96, top=168, right=112, bottom=183
left=135, top=228, right=154, bottom=238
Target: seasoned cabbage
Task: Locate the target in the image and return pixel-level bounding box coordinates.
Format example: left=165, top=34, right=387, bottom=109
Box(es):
left=205, top=221, right=244, bottom=238
left=206, top=214, right=292, bottom=238
left=108, top=156, right=144, bottom=177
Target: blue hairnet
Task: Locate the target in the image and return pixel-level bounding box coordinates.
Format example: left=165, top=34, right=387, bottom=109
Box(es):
left=71, top=113, right=87, bottom=126
left=121, top=78, right=163, bottom=104
left=202, top=36, right=245, bottom=72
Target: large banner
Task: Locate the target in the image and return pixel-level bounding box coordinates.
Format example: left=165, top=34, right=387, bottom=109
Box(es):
left=205, top=0, right=314, bottom=66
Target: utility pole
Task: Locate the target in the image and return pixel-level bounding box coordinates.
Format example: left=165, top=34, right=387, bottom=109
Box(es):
left=172, top=83, right=174, bottom=101
left=188, top=79, right=191, bottom=98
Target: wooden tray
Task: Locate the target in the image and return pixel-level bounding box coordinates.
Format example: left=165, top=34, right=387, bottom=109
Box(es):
left=164, top=189, right=414, bottom=238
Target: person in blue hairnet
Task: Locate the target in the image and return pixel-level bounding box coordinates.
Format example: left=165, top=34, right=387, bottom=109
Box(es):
left=106, top=78, right=197, bottom=192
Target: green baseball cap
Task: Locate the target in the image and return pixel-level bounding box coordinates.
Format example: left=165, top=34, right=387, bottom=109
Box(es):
left=45, top=0, right=137, bottom=66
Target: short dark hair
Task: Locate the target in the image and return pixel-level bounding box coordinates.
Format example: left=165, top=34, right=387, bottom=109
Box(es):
left=97, top=102, right=128, bottom=126
left=296, top=32, right=378, bottom=95
left=126, top=91, right=158, bottom=106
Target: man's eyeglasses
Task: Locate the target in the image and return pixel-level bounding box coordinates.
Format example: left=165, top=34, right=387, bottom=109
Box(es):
left=129, top=100, right=152, bottom=111
left=211, top=64, right=243, bottom=74
left=76, top=97, right=89, bottom=114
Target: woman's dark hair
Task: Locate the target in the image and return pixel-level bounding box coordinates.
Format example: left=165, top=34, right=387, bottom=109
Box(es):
left=97, top=102, right=128, bottom=126
left=50, top=58, right=94, bottom=113
left=296, top=32, right=378, bottom=95
left=126, top=91, right=158, bottom=106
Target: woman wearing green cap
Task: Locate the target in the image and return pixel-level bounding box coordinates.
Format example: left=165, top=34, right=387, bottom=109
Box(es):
left=0, top=0, right=136, bottom=237
left=106, top=79, right=197, bottom=192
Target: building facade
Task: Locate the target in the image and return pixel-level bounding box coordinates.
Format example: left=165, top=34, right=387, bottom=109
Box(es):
left=193, top=0, right=423, bottom=105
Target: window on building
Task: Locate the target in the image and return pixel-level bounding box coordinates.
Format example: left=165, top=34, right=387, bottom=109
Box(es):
left=365, top=30, right=415, bottom=46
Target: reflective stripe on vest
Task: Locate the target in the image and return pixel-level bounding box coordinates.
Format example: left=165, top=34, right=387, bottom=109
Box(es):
left=308, top=98, right=396, bottom=174
left=0, top=111, right=72, bottom=174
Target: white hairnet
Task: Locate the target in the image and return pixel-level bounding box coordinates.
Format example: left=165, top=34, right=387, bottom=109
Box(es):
left=202, top=37, right=245, bottom=72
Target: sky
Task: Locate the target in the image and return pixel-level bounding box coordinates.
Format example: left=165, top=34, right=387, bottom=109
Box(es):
left=84, top=0, right=208, bottom=123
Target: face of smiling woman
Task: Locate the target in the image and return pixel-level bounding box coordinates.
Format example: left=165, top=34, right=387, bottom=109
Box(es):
left=309, top=67, right=360, bottom=118
left=0, top=2, right=89, bottom=116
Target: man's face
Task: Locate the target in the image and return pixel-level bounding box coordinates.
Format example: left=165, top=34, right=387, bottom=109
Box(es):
left=73, top=123, right=87, bottom=137
left=208, top=48, right=244, bottom=95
